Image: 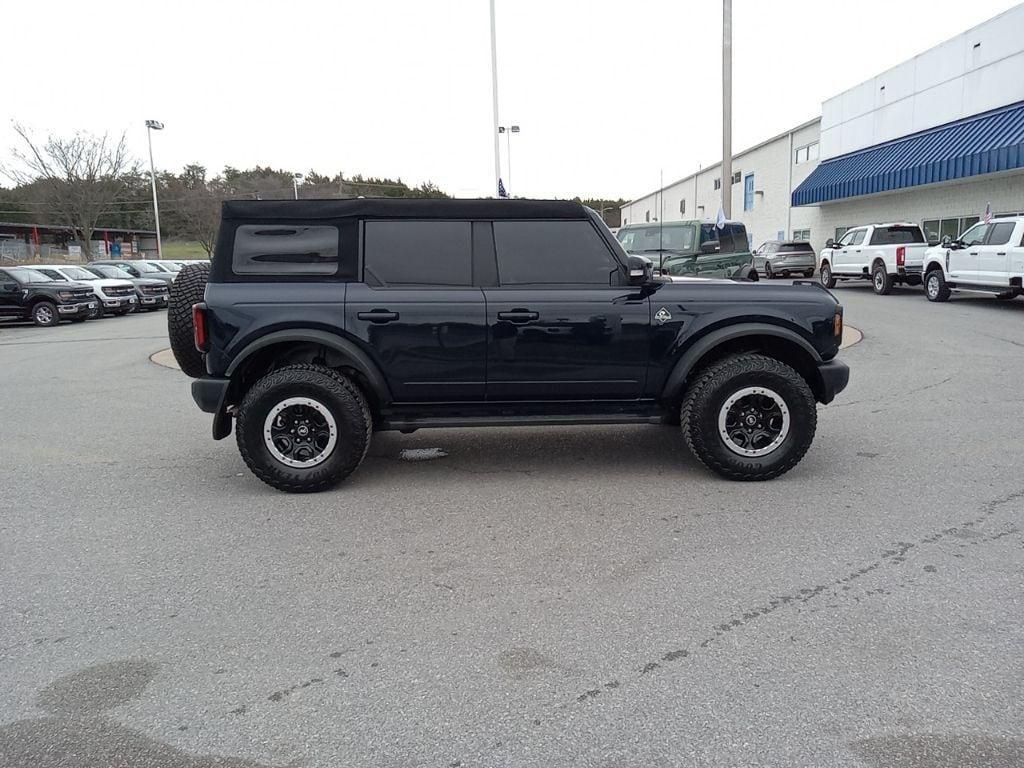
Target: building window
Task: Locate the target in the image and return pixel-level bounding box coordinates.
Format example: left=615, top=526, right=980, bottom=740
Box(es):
left=793, top=228, right=810, bottom=240
left=732, top=171, right=742, bottom=184
left=679, top=199, right=686, bottom=215
left=795, top=141, right=820, bottom=165
left=743, top=174, right=755, bottom=211
left=713, top=178, right=722, bottom=190
left=923, top=216, right=983, bottom=245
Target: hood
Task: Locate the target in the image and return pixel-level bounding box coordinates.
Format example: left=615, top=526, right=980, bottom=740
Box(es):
left=89, top=278, right=135, bottom=289
left=46, top=281, right=95, bottom=293
left=134, top=278, right=167, bottom=288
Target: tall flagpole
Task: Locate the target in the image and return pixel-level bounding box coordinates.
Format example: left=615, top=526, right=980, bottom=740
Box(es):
left=489, top=0, right=502, bottom=196
left=721, top=0, right=733, bottom=218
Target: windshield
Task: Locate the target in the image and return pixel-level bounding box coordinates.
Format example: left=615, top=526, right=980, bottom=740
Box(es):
left=160, top=262, right=182, bottom=272
left=61, top=267, right=98, bottom=281
left=7, top=267, right=54, bottom=284
left=617, top=225, right=697, bottom=255
left=131, top=261, right=161, bottom=273
left=92, top=265, right=129, bottom=279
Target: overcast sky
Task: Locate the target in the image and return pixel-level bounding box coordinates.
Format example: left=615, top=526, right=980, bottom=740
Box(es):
left=2, top=0, right=1020, bottom=202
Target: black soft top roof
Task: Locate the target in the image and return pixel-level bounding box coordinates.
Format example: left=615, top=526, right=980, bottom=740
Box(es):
left=221, top=198, right=590, bottom=221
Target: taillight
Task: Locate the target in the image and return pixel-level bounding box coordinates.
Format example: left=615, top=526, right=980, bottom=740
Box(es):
left=193, top=303, right=209, bottom=352
left=896, top=246, right=905, bottom=266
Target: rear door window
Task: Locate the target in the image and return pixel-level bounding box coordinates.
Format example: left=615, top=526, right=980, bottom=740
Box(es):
left=986, top=221, right=1015, bottom=246
left=233, top=225, right=340, bottom=275
left=493, top=221, right=619, bottom=286
left=363, top=220, right=472, bottom=286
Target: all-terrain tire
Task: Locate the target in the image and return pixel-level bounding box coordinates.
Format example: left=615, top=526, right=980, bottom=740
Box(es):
left=680, top=354, right=817, bottom=481
left=236, top=364, right=372, bottom=493
left=924, top=269, right=950, bottom=302
left=820, top=262, right=836, bottom=289
left=872, top=263, right=893, bottom=295
left=168, top=261, right=211, bottom=378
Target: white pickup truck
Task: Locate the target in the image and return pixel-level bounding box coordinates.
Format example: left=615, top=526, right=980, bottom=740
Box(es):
left=922, top=216, right=1024, bottom=303
left=818, top=222, right=929, bottom=295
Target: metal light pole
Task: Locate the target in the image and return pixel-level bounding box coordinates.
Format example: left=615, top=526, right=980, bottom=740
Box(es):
left=489, top=0, right=502, bottom=196
left=721, top=0, right=733, bottom=219
left=293, top=173, right=303, bottom=199
left=145, top=120, right=164, bottom=258
left=508, top=124, right=519, bottom=195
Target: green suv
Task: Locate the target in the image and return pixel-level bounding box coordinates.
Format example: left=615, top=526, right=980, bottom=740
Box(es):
left=616, top=220, right=756, bottom=279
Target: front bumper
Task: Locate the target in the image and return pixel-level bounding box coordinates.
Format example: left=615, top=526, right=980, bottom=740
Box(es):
left=100, top=295, right=137, bottom=309
left=139, top=294, right=169, bottom=306
left=57, top=301, right=96, bottom=315
left=192, top=377, right=233, bottom=440
left=816, top=359, right=850, bottom=404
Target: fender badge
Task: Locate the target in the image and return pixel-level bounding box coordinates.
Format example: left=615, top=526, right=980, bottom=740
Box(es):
left=654, top=307, right=672, bottom=324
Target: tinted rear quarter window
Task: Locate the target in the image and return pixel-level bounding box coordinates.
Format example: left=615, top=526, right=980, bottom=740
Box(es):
left=870, top=226, right=924, bottom=245
left=493, top=221, right=618, bottom=285
left=364, top=220, right=472, bottom=286
left=233, top=225, right=339, bottom=275
left=778, top=242, right=812, bottom=253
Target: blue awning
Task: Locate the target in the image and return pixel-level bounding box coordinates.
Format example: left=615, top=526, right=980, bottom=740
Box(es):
left=792, top=100, right=1024, bottom=206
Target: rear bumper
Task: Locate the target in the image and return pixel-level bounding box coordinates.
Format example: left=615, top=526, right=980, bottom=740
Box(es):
left=816, top=359, right=850, bottom=404
left=768, top=257, right=816, bottom=270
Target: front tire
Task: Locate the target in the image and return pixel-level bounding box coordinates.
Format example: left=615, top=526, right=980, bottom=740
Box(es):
left=925, top=270, right=950, bottom=302
left=680, top=354, right=817, bottom=481
left=872, top=263, right=893, bottom=295
left=764, top=263, right=774, bottom=279
left=90, top=302, right=105, bottom=320
left=236, top=364, right=372, bottom=493
left=32, top=301, right=59, bottom=327
left=820, top=263, right=836, bottom=289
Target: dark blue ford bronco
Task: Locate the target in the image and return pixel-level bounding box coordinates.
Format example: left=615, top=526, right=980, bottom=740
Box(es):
left=168, top=198, right=849, bottom=493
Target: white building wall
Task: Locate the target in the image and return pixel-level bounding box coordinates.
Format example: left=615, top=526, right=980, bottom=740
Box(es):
left=820, top=3, right=1024, bottom=159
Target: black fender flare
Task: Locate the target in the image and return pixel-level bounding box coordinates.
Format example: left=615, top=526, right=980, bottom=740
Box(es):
left=225, top=328, right=393, bottom=403
left=661, top=322, right=823, bottom=401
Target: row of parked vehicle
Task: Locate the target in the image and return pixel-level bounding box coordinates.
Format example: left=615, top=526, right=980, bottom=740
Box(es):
left=0, top=260, right=192, bottom=327
left=816, top=216, right=1024, bottom=303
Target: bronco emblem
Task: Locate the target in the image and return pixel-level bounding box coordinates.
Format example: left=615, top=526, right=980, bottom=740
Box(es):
left=654, top=307, right=672, bottom=324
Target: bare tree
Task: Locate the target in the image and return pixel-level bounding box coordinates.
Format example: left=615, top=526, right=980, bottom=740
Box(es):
left=163, top=164, right=222, bottom=258
left=4, top=125, right=137, bottom=258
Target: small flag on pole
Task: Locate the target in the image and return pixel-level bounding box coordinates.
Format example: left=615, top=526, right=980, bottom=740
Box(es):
left=716, top=204, right=727, bottom=230
left=983, top=201, right=992, bottom=224
left=498, top=178, right=508, bottom=199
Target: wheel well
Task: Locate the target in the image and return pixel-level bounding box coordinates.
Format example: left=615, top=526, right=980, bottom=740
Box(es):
left=675, top=335, right=824, bottom=403
left=228, top=341, right=382, bottom=419
left=925, top=261, right=942, bottom=274
left=872, top=257, right=886, bottom=271
left=819, top=258, right=830, bottom=269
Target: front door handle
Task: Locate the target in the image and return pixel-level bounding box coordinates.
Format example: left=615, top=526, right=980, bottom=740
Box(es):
left=997, top=251, right=1007, bottom=256
left=497, top=309, right=539, bottom=323
left=968, top=251, right=979, bottom=256
left=357, top=309, right=399, bottom=323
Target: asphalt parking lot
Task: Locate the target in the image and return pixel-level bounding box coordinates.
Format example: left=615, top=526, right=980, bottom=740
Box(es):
left=1, top=285, right=1023, bottom=768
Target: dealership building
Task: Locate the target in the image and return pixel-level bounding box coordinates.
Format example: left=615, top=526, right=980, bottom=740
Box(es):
left=620, top=4, right=1024, bottom=253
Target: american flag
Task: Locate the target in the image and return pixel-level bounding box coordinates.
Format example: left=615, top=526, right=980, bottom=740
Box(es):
left=498, top=178, right=508, bottom=198
left=983, top=202, right=992, bottom=224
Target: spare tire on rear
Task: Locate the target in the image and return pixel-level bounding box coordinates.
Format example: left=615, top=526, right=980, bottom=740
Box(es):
left=168, top=261, right=211, bottom=378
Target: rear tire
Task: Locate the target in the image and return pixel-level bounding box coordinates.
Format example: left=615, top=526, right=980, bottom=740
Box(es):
left=680, top=354, right=817, bottom=481
left=236, top=364, right=372, bottom=493
left=804, top=270, right=814, bottom=278
left=820, top=263, right=836, bottom=289
left=872, top=263, right=893, bottom=295
left=764, top=263, right=774, bottom=279
left=925, top=270, right=950, bottom=302
left=168, top=261, right=211, bottom=378
left=32, top=301, right=59, bottom=327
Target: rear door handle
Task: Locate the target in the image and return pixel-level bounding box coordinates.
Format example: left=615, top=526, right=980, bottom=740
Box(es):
left=997, top=251, right=1007, bottom=256
left=969, top=251, right=979, bottom=255
left=497, top=309, right=539, bottom=323
left=357, top=309, right=399, bottom=323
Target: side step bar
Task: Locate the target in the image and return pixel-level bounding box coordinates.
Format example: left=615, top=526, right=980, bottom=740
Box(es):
left=379, top=413, right=663, bottom=431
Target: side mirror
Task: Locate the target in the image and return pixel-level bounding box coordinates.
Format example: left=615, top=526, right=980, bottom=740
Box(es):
left=700, top=240, right=721, bottom=254
left=627, top=254, right=653, bottom=284
left=825, top=238, right=835, bottom=249
left=940, top=235, right=953, bottom=248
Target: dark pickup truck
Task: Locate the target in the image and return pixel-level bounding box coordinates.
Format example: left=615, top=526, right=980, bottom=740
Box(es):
left=168, top=199, right=849, bottom=493
left=0, top=267, right=97, bottom=326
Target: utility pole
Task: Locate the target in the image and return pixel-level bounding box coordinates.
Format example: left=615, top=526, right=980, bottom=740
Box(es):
left=489, top=0, right=502, bottom=197
left=145, top=120, right=164, bottom=258
left=721, top=0, right=733, bottom=219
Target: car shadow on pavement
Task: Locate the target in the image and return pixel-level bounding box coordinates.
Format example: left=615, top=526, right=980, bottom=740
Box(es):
left=359, top=423, right=702, bottom=483
left=0, top=660, right=273, bottom=768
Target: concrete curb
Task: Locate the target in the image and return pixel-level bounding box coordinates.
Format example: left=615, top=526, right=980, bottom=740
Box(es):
left=150, top=349, right=180, bottom=370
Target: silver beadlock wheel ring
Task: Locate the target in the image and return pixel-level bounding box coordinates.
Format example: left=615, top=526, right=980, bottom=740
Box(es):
left=263, top=397, right=338, bottom=468
left=717, top=386, right=791, bottom=458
